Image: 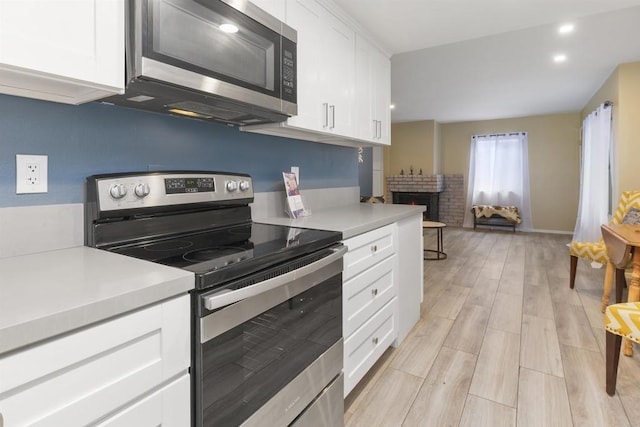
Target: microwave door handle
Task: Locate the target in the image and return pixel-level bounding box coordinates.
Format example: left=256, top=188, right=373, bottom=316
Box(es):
left=202, top=245, right=347, bottom=311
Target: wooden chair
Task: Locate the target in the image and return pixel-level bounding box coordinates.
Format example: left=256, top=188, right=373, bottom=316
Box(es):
left=569, top=191, right=640, bottom=310
left=605, top=301, right=640, bottom=395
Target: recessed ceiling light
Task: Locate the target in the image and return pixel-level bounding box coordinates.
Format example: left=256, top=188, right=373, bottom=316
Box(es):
left=558, top=23, right=574, bottom=34
left=553, top=54, right=567, bottom=63
left=390, top=104, right=396, bottom=110
left=220, top=23, right=239, bottom=33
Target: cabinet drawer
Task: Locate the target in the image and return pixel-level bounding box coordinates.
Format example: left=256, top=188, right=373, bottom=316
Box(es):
left=97, top=374, right=190, bottom=427
left=343, top=224, right=395, bottom=281
left=0, top=295, right=190, bottom=426
left=344, top=255, right=395, bottom=337
left=343, top=298, right=398, bottom=396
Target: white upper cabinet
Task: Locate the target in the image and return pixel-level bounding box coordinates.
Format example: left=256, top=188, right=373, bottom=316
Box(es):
left=250, top=0, right=286, bottom=22
left=285, top=0, right=324, bottom=132
left=373, top=45, right=391, bottom=144
left=243, top=0, right=390, bottom=147
left=286, top=0, right=355, bottom=137
left=0, top=0, right=124, bottom=105
left=355, top=34, right=390, bottom=145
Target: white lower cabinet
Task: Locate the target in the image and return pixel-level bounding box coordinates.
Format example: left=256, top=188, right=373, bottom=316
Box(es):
left=344, top=298, right=398, bottom=396
left=0, top=294, right=190, bottom=426
left=343, top=224, right=398, bottom=396
left=97, top=374, right=190, bottom=427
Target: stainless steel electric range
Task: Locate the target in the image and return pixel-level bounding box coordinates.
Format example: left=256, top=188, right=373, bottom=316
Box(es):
left=85, top=171, right=345, bottom=427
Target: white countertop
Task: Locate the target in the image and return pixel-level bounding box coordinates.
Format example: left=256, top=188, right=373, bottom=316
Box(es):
left=256, top=203, right=425, bottom=238
left=0, top=247, right=194, bottom=355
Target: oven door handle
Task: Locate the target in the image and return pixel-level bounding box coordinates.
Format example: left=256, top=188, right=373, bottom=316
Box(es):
left=202, top=245, right=347, bottom=311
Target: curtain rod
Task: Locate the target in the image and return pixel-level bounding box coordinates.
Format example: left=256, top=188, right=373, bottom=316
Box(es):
left=472, top=132, right=527, bottom=139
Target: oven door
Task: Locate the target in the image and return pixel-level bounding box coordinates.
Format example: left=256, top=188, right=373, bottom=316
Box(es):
left=194, top=245, right=346, bottom=427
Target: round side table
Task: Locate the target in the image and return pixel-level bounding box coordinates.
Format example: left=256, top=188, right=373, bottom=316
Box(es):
left=423, top=221, right=447, bottom=260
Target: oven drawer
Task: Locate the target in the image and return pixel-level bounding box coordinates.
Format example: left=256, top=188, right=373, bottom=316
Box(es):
left=0, top=295, right=190, bottom=427
left=343, top=298, right=398, bottom=396
left=343, top=255, right=396, bottom=337
left=290, top=373, right=344, bottom=427
left=343, top=224, right=395, bottom=281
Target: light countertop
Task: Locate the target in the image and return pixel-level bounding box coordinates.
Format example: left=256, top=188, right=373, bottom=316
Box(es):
left=256, top=203, right=425, bottom=238
left=0, top=247, right=194, bottom=355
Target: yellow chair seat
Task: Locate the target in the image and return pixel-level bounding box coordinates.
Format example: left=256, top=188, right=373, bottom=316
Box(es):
left=569, top=191, right=640, bottom=293
left=605, top=302, right=640, bottom=395
left=568, top=240, right=609, bottom=264
left=605, top=302, right=640, bottom=343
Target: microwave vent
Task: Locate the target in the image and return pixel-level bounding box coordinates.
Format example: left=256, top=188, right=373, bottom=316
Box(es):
left=166, top=101, right=242, bottom=121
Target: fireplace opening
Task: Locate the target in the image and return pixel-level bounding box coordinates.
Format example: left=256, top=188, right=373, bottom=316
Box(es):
left=393, top=192, right=439, bottom=221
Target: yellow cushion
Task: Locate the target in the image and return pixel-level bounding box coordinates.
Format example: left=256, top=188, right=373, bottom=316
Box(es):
left=605, top=302, right=640, bottom=343
left=568, top=240, right=609, bottom=263
left=569, top=191, right=640, bottom=263
left=612, top=191, right=640, bottom=224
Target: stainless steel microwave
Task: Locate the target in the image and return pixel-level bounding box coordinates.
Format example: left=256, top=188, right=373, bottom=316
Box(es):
left=102, top=0, right=297, bottom=126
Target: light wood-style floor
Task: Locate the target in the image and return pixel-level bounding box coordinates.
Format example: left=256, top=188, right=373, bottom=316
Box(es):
left=344, top=228, right=640, bottom=427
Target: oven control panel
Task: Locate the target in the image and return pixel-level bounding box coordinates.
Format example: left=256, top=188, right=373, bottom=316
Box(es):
left=90, top=172, right=253, bottom=212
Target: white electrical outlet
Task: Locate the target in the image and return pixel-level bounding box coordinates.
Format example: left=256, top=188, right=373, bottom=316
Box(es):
left=16, top=154, right=48, bottom=194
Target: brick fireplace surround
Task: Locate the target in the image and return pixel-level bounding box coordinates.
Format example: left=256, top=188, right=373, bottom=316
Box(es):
left=386, top=174, right=465, bottom=227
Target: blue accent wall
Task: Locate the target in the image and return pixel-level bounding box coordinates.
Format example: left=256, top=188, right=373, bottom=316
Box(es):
left=0, top=94, right=358, bottom=207
left=358, top=147, right=373, bottom=196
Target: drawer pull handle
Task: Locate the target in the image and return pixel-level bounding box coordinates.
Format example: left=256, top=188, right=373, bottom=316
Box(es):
left=372, top=288, right=378, bottom=296
left=371, top=245, right=377, bottom=253
left=372, top=337, right=379, bottom=345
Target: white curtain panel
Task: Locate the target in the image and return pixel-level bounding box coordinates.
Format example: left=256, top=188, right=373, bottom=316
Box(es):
left=463, top=132, right=533, bottom=230
left=572, top=103, right=612, bottom=243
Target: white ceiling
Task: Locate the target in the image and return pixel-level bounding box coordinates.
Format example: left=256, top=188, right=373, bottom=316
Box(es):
left=332, top=0, right=640, bottom=123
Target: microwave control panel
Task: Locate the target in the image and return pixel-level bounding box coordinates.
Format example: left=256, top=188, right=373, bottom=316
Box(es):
left=282, top=37, right=297, bottom=103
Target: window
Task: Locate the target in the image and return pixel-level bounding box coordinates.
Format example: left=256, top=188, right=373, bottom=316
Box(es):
left=463, top=132, right=533, bottom=230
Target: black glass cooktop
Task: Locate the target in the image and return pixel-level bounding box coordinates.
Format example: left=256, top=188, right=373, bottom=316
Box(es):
left=109, top=222, right=342, bottom=289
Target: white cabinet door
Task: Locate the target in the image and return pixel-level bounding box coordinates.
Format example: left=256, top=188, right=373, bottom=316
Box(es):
left=0, top=0, right=124, bottom=104
left=0, top=295, right=190, bottom=426
left=354, top=34, right=390, bottom=145
left=97, top=374, right=190, bottom=427
left=355, top=35, right=376, bottom=141
left=286, top=0, right=324, bottom=132
left=373, top=48, right=391, bottom=144
left=344, top=298, right=398, bottom=396
left=286, top=0, right=354, bottom=137
left=321, top=11, right=354, bottom=137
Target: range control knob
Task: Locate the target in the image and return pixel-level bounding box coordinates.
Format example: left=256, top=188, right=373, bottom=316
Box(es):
left=134, top=183, right=151, bottom=198
left=226, top=181, right=238, bottom=192
left=239, top=180, right=250, bottom=192
left=109, top=183, right=128, bottom=199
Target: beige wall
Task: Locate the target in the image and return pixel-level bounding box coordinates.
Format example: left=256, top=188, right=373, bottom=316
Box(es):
left=386, top=64, right=640, bottom=232
left=440, top=114, right=581, bottom=232
left=582, top=61, right=640, bottom=201
left=388, top=121, right=435, bottom=176
left=387, top=114, right=580, bottom=231
left=617, top=62, right=640, bottom=194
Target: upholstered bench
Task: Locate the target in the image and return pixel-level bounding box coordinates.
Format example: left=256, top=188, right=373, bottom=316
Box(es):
left=471, top=205, right=521, bottom=232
